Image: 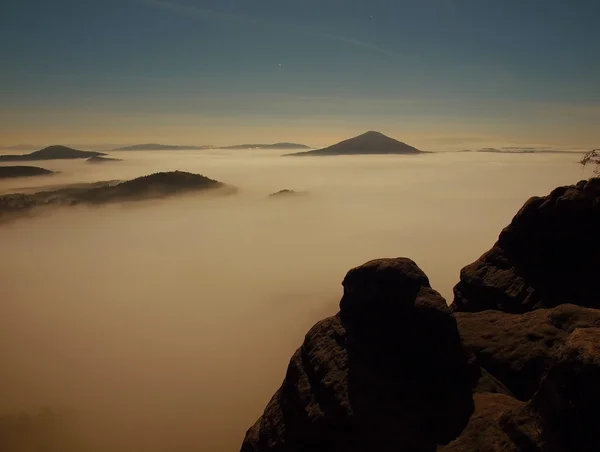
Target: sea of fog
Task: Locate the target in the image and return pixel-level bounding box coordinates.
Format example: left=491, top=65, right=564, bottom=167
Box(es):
left=0, top=149, right=591, bottom=451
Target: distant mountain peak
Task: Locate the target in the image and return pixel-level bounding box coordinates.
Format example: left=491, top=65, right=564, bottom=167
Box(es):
left=362, top=130, right=387, bottom=137
left=284, top=131, right=422, bottom=156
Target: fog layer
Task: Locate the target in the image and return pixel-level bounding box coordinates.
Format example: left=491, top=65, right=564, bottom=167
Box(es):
left=0, top=150, right=586, bottom=451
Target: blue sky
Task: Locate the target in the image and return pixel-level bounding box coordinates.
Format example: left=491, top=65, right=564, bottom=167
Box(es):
left=1, top=0, right=599, bottom=148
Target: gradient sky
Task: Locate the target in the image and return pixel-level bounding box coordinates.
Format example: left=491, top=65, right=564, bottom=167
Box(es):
left=1, top=0, right=599, bottom=148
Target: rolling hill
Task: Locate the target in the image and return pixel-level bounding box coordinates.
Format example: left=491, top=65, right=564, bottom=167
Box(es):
left=0, top=166, right=55, bottom=179
left=218, top=143, right=310, bottom=150
left=112, top=144, right=211, bottom=151
left=0, top=145, right=105, bottom=161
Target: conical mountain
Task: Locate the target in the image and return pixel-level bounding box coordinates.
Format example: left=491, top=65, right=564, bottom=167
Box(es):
left=284, top=131, right=422, bottom=156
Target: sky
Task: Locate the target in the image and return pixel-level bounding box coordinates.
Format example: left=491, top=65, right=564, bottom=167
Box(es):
left=1, top=0, right=599, bottom=149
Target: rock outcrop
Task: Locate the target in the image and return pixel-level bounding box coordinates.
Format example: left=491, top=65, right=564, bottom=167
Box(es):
left=445, top=327, right=600, bottom=451
left=452, top=178, right=600, bottom=313
left=241, top=258, right=476, bottom=452
left=524, top=327, right=600, bottom=450
left=439, top=392, right=525, bottom=452
left=243, top=179, right=600, bottom=452
left=455, top=304, right=600, bottom=400
left=442, top=179, right=600, bottom=451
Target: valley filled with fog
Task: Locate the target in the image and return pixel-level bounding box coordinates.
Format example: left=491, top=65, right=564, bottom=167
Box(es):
left=0, top=149, right=589, bottom=451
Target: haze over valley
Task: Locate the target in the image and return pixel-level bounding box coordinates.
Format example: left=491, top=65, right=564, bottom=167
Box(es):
left=0, top=139, right=590, bottom=451
left=2, top=0, right=599, bottom=450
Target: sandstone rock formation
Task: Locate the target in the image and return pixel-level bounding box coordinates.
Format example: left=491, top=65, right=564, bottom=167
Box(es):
left=524, top=327, right=600, bottom=450
left=439, top=392, right=525, bottom=452
left=455, top=304, right=600, bottom=400
left=445, top=327, right=600, bottom=451
left=452, top=178, right=600, bottom=313
left=443, top=179, right=600, bottom=451
left=243, top=179, right=600, bottom=451
left=241, top=258, right=477, bottom=452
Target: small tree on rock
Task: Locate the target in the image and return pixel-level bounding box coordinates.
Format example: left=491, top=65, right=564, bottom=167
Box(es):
left=581, top=149, right=600, bottom=177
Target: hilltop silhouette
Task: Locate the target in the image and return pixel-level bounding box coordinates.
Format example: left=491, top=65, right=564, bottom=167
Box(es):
left=0, top=171, right=236, bottom=222
left=91, top=171, right=229, bottom=202
left=86, top=156, right=123, bottom=164
left=284, top=131, right=422, bottom=156
left=218, top=142, right=310, bottom=150
left=0, top=145, right=105, bottom=161
left=112, top=144, right=210, bottom=151
left=0, top=166, right=54, bottom=179
left=111, top=143, right=309, bottom=151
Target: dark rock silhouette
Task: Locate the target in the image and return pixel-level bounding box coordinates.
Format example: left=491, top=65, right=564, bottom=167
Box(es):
left=456, top=304, right=600, bottom=401
left=0, top=145, right=105, bottom=161
left=446, top=327, right=600, bottom=451
left=85, top=156, right=123, bottom=164
left=0, top=171, right=235, bottom=222
left=523, top=327, right=600, bottom=450
left=243, top=176, right=600, bottom=451
left=244, top=177, right=600, bottom=451
left=241, top=258, right=476, bottom=452
left=439, top=392, right=524, bottom=452
left=283, top=131, right=423, bottom=156
left=441, top=179, right=600, bottom=451
left=0, top=166, right=54, bottom=178
left=452, top=178, right=600, bottom=313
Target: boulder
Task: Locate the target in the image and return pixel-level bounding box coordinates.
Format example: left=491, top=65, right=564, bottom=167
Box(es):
left=477, top=328, right=600, bottom=452
left=444, top=320, right=600, bottom=451
left=452, top=178, right=600, bottom=313
left=523, top=327, right=600, bottom=450
left=455, top=304, right=600, bottom=400
left=439, top=392, right=525, bottom=452
left=241, top=258, right=476, bottom=452
left=438, top=328, right=600, bottom=452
